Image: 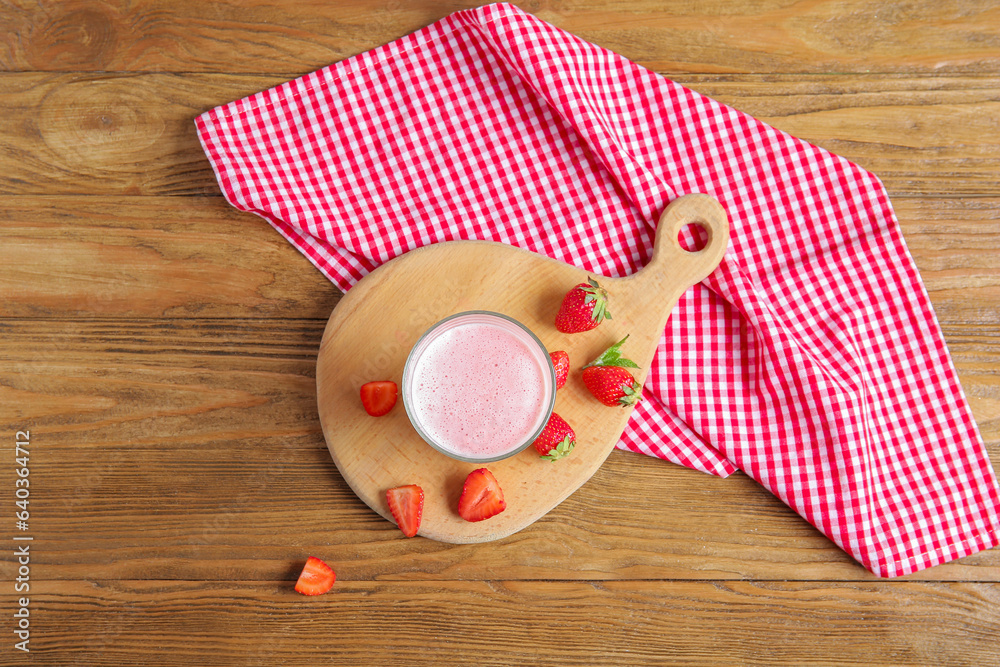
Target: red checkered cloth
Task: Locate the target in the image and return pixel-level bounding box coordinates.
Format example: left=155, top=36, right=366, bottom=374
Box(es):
left=196, top=3, right=999, bottom=576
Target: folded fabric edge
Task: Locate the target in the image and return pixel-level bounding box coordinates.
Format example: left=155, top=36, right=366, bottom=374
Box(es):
left=870, top=526, right=1000, bottom=578
left=618, top=396, right=739, bottom=478
left=194, top=116, right=371, bottom=291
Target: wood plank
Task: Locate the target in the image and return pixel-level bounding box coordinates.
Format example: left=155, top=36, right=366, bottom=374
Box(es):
left=2, top=195, right=996, bottom=323
left=1, top=319, right=996, bottom=581
left=2, top=0, right=999, bottom=75
left=0, top=72, right=283, bottom=196
left=1, top=73, right=999, bottom=197
left=703, top=74, right=1000, bottom=198
left=952, top=323, right=1000, bottom=447
left=897, top=199, right=1000, bottom=326
left=12, top=580, right=1000, bottom=665
left=0, top=196, right=340, bottom=318
left=5, top=443, right=997, bottom=583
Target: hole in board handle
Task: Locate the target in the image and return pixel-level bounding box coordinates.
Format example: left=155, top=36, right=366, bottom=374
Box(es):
left=678, top=221, right=710, bottom=252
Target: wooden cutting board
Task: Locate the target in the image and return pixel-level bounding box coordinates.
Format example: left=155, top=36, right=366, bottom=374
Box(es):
left=316, top=194, right=729, bottom=542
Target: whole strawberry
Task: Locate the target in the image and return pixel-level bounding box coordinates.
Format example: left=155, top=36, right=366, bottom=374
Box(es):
left=582, top=336, right=642, bottom=408
left=555, top=278, right=611, bottom=333
left=549, top=351, right=570, bottom=390
left=532, top=412, right=576, bottom=461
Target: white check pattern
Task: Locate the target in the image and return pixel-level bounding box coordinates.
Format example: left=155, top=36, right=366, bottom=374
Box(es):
left=196, top=3, right=1000, bottom=577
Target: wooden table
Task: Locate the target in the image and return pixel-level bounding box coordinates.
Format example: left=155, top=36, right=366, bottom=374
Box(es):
left=2, top=2, right=998, bottom=664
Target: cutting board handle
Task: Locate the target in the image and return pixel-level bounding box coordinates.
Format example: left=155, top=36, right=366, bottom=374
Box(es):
left=611, top=193, right=730, bottom=325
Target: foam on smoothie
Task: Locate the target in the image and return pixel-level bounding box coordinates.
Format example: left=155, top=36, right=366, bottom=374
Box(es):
left=408, top=319, right=549, bottom=459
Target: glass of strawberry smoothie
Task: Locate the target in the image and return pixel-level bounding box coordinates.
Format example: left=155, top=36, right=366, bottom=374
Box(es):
left=402, top=311, right=556, bottom=463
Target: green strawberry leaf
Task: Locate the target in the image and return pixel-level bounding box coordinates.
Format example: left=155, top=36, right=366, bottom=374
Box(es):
left=541, top=436, right=575, bottom=461
left=617, top=381, right=642, bottom=407
left=582, top=335, right=639, bottom=369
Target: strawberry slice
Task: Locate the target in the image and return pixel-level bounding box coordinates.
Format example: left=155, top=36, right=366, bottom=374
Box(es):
left=360, top=381, right=397, bottom=416
left=294, top=556, right=336, bottom=596
left=549, top=350, right=570, bottom=390
left=386, top=484, right=424, bottom=538
left=457, top=468, right=506, bottom=522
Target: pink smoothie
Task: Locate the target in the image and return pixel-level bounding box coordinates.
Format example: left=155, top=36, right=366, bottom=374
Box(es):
left=405, top=313, right=554, bottom=460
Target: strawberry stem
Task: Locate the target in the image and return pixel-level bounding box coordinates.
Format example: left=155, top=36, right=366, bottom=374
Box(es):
left=618, top=380, right=642, bottom=407
left=582, top=277, right=612, bottom=324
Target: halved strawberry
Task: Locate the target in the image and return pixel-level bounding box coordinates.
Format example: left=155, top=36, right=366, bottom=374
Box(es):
left=386, top=484, right=424, bottom=538
left=581, top=336, right=642, bottom=407
left=532, top=412, right=576, bottom=461
left=555, top=278, right=612, bottom=333
left=457, top=468, right=506, bottom=522
left=550, top=350, right=570, bottom=390
left=294, top=556, right=336, bottom=596
left=360, top=381, right=397, bottom=416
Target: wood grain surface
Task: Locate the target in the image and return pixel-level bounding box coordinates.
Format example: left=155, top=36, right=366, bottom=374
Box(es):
left=1, top=1, right=998, bottom=665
